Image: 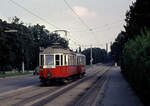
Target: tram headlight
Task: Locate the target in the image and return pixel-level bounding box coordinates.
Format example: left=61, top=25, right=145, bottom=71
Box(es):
left=47, top=72, right=52, bottom=77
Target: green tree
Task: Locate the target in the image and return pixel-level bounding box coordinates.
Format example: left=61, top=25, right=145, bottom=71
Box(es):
left=111, top=0, right=150, bottom=64
left=82, top=48, right=108, bottom=65
left=122, top=31, right=150, bottom=104
left=0, top=17, right=69, bottom=72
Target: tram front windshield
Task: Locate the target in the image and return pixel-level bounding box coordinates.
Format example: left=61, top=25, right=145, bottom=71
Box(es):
left=46, top=55, right=54, bottom=65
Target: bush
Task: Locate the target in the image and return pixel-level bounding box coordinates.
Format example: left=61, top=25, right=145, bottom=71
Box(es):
left=122, top=30, right=150, bottom=105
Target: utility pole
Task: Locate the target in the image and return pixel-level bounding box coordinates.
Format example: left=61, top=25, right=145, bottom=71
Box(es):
left=22, top=48, right=24, bottom=73
left=90, top=45, right=93, bottom=65
left=106, top=43, right=108, bottom=53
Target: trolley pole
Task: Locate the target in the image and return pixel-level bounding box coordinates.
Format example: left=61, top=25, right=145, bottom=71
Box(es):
left=53, top=30, right=68, bottom=41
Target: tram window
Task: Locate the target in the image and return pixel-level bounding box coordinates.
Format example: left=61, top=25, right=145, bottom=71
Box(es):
left=56, top=55, right=60, bottom=66
left=71, top=56, right=73, bottom=65
left=64, top=55, right=66, bottom=65
left=75, top=56, right=77, bottom=65
left=81, top=57, right=84, bottom=65
left=83, top=57, right=85, bottom=65
left=68, top=56, right=70, bottom=65
left=72, top=56, right=74, bottom=65
left=40, top=55, right=44, bottom=66
left=77, top=57, right=79, bottom=65
left=69, top=56, right=72, bottom=65
left=73, top=56, right=76, bottom=65
left=70, top=56, right=72, bottom=65
left=45, top=55, right=54, bottom=65
left=61, top=55, right=63, bottom=66
left=80, top=57, right=82, bottom=65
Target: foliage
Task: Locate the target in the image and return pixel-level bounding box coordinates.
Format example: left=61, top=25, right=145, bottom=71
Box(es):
left=111, top=32, right=126, bottom=64
left=82, top=48, right=108, bottom=65
left=110, top=0, right=150, bottom=104
left=124, top=0, right=150, bottom=40
left=0, top=17, right=69, bottom=72
left=122, top=31, right=150, bottom=104
left=111, top=0, right=150, bottom=63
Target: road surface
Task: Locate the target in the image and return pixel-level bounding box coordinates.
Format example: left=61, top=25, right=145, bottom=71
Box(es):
left=0, top=64, right=142, bottom=106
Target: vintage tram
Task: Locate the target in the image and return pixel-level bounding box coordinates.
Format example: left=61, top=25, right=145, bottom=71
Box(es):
left=39, top=47, right=86, bottom=84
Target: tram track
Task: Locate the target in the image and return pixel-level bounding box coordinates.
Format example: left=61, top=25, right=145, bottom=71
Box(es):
left=0, top=86, right=40, bottom=101
left=0, top=64, right=110, bottom=106
left=73, top=66, right=111, bottom=106
left=0, top=86, right=58, bottom=105
left=12, top=87, right=60, bottom=106
left=25, top=65, right=109, bottom=106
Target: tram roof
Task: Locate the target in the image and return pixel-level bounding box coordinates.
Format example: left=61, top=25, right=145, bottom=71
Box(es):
left=76, top=53, right=86, bottom=57
left=40, top=47, right=74, bottom=54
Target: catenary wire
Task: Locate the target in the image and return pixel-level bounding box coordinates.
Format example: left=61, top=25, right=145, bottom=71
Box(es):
left=63, top=0, right=92, bottom=31
left=9, top=0, right=60, bottom=29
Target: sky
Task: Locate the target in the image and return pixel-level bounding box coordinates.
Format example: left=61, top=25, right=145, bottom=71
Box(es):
left=0, top=0, right=135, bottom=50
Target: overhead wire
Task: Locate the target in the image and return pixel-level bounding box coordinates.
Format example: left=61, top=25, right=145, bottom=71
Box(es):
left=68, top=33, right=105, bottom=50
left=69, top=20, right=123, bottom=32
left=9, top=0, right=82, bottom=48
left=63, top=0, right=92, bottom=31
left=91, top=20, right=122, bottom=30
left=63, top=0, right=98, bottom=44
left=9, top=0, right=110, bottom=50
left=63, top=0, right=122, bottom=50
left=9, top=0, right=60, bottom=29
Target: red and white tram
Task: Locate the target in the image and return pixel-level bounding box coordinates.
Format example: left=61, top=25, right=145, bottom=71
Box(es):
left=39, top=47, right=86, bottom=84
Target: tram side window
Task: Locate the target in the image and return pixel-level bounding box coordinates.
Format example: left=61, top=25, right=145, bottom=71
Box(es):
left=77, top=57, right=79, bottom=65
left=73, top=55, right=76, bottom=65
left=71, top=56, right=73, bottom=65
left=77, top=57, right=80, bottom=65
left=68, top=56, right=70, bottom=65
left=71, top=56, right=72, bottom=65
left=69, top=55, right=73, bottom=66
left=40, top=55, right=44, bottom=66
left=82, top=57, right=85, bottom=65
left=64, top=55, right=67, bottom=65
left=83, top=57, right=86, bottom=65
left=79, top=57, right=81, bottom=65
left=56, top=55, right=60, bottom=66
left=81, top=57, right=83, bottom=65
left=61, top=55, right=63, bottom=66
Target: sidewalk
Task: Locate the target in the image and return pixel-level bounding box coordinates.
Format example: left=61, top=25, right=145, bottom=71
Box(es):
left=99, top=67, right=143, bottom=106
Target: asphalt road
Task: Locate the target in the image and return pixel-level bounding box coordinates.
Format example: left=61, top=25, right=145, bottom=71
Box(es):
left=0, top=64, right=143, bottom=106
left=0, top=75, right=40, bottom=94
left=0, top=63, right=104, bottom=95
left=0, top=64, right=110, bottom=106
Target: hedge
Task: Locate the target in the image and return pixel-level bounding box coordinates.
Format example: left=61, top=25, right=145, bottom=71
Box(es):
left=122, top=30, right=150, bottom=105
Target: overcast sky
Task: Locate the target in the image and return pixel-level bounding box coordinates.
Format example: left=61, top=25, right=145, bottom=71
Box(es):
left=0, top=0, right=135, bottom=50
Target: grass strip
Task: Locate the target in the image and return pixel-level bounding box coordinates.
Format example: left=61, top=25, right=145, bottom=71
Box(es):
left=0, top=72, right=32, bottom=78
